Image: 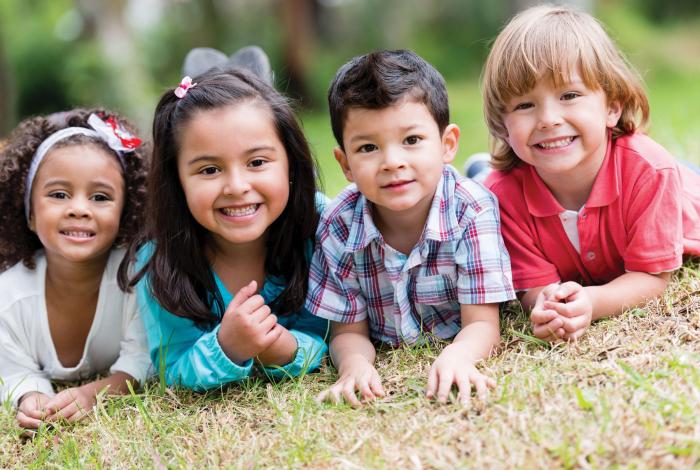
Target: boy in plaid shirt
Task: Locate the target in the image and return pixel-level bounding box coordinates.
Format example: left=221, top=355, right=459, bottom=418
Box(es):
left=307, top=50, right=515, bottom=407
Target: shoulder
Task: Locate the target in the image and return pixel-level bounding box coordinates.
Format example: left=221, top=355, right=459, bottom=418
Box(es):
left=0, top=254, right=43, bottom=311
left=317, top=184, right=363, bottom=242
left=614, top=133, right=676, bottom=172
left=442, top=166, right=499, bottom=220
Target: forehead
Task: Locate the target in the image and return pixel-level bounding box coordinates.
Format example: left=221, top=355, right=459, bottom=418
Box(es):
left=37, top=144, right=123, bottom=181
left=178, top=101, right=282, bottom=153
left=342, top=99, right=438, bottom=138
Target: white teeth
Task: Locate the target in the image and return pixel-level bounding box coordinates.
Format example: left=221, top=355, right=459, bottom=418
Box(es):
left=221, top=204, right=258, bottom=217
left=537, top=137, right=574, bottom=149
left=63, top=231, right=93, bottom=238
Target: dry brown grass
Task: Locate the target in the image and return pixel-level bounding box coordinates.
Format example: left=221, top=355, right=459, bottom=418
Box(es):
left=2, top=261, right=699, bottom=469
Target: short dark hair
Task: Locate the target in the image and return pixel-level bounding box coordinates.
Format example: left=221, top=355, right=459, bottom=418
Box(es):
left=328, top=49, right=449, bottom=149
left=120, top=69, right=319, bottom=328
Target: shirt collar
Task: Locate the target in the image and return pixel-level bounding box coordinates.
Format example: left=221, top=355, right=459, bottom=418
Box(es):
left=523, top=132, right=618, bottom=217
left=344, top=166, right=461, bottom=253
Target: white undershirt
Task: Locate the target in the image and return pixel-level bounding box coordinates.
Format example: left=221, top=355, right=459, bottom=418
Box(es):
left=559, top=209, right=582, bottom=253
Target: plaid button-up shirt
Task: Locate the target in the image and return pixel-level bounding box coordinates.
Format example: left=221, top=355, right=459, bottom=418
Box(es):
left=306, top=165, right=515, bottom=346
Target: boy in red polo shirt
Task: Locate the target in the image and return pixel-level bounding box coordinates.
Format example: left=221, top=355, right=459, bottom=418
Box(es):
left=480, top=5, right=700, bottom=341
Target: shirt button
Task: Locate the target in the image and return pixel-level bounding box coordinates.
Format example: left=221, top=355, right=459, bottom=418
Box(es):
left=586, top=251, right=596, bottom=260
left=581, top=213, right=587, bottom=219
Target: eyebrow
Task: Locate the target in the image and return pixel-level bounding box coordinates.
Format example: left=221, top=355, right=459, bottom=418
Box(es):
left=185, top=146, right=278, bottom=166
left=41, top=179, right=117, bottom=192
left=347, top=125, right=425, bottom=144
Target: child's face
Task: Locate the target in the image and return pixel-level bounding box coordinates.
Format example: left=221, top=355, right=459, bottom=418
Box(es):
left=334, top=99, right=458, bottom=222
left=177, top=102, right=290, bottom=251
left=502, top=68, right=621, bottom=180
left=29, top=145, right=125, bottom=265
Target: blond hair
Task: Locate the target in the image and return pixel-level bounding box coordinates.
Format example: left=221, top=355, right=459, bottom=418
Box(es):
left=482, top=5, right=649, bottom=171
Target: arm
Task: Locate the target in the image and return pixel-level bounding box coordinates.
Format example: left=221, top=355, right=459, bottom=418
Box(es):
left=524, top=271, right=671, bottom=341
left=43, top=371, right=137, bottom=423
left=257, top=309, right=329, bottom=379
left=316, top=319, right=384, bottom=407
left=138, top=282, right=255, bottom=391
left=426, top=303, right=500, bottom=406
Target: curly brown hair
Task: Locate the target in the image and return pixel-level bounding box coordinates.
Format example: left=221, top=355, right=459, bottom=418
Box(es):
left=0, top=108, right=149, bottom=272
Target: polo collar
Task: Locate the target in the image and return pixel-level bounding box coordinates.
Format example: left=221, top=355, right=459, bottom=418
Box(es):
left=524, top=132, right=618, bottom=217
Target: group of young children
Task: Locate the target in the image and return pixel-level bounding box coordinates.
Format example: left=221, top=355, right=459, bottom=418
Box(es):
left=1, top=5, right=699, bottom=430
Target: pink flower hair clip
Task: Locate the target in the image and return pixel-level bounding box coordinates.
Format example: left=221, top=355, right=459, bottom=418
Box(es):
left=175, top=76, right=197, bottom=99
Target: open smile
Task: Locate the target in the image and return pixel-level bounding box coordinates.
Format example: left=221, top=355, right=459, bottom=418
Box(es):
left=60, top=230, right=96, bottom=241
left=219, top=204, right=260, bottom=218
left=533, top=136, right=577, bottom=150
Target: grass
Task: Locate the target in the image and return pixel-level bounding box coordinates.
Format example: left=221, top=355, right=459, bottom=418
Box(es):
left=2, top=262, right=699, bottom=468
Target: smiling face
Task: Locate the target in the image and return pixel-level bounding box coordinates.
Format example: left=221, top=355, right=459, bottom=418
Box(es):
left=334, top=99, right=458, bottom=225
left=176, top=101, right=290, bottom=253
left=29, top=144, right=125, bottom=266
left=502, top=67, right=622, bottom=182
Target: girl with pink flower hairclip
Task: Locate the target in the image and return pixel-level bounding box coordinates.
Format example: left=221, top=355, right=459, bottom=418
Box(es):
left=0, top=108, right=152, bottom=431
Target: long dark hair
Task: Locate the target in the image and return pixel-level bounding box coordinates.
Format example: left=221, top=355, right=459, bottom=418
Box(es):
left=119, top=70, right=319, bottom=328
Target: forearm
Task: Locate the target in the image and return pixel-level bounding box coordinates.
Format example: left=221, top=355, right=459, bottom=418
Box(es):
left=330, top=330, right=376, bottom=372
left=586, top=271, right=671, bottom=321
left=80, top=371, right=136, bottom=397
left=452, top=304, right=501, bottom=361
left=256, top=327, right=297, bottom=367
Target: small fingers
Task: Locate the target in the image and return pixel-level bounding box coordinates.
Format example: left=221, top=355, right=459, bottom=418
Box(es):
left=455, top=373, right=472, bottom=407
left=530, top=307, right=559, bottom=325
left=436, top=369, right=454, bottom=404
left=341, top=380, right=362, bottom=408
left=552, top=282, right=582, bottom=302
left=425, top=366, right=438, bottom=399
left=369, top=373, right=386, bottom=398
left=16, top=411, right=42, bottom=430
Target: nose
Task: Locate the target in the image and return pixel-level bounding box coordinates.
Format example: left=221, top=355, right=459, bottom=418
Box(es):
left=537, top=101, right=563, bottom=130
left=67, top=196, right=91, bottom=219
left=223, top=169, right=251, bottom=195
left=380, top=146, right=407, bottom=171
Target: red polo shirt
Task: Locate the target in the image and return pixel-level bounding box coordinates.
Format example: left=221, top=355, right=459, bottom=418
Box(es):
left=486, top=133, right=700, bottom=290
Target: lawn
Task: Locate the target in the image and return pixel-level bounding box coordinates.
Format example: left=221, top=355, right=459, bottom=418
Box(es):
left=3, top=22, right=700, bottom=468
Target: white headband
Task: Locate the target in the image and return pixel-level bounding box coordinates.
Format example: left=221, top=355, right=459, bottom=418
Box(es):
left=24, top=113, right=141, bottom=222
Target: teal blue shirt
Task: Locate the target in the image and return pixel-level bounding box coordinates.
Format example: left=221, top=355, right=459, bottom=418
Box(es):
left=136, top=197, right=329, bottom=391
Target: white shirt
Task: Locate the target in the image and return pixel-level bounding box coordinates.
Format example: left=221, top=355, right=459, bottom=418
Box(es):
left=0, top=249, right=151, bottom=408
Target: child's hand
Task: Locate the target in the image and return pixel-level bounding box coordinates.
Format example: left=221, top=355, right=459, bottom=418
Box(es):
left=530, top=282, right=566, bottom=341
left=316, top=354, right=385, bottom=407
left=16, top=392, right=51, bottom=429
left=543, top=281, right=593, bottom=341
left=43, top=386, right=96, bottom=423
left=426, top=342, right=496, bottom=407
left=218, top=280, right=284, bottom=364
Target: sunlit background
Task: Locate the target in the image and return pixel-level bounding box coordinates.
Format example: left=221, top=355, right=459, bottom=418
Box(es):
left=1, top=0, right=698, bottom=194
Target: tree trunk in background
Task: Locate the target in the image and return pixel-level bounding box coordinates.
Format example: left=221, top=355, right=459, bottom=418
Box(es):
left=280, top=0, right=317, bottom=106
left=74, top=0, right=152, bottom=125
left=0, top=26, right=14, bottom=137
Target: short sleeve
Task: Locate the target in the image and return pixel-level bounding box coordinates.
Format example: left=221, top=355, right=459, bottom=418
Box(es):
left=490, top=181, right=561, bottom=290
left=305, top=222, right=367, bottom=323
left=455, top=201, right=516, bottom=304
left=623, top=168, right=683, bottom=272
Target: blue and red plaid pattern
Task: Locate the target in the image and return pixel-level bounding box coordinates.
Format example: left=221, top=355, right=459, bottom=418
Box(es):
left=306, top=165, right=515, bottom=346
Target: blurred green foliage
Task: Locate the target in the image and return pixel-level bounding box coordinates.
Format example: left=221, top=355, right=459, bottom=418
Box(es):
left=0, top=0, right=698, bottom=139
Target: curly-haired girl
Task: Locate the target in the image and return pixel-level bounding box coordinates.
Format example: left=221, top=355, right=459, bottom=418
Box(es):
left=0, top=108, right=152, bottom=430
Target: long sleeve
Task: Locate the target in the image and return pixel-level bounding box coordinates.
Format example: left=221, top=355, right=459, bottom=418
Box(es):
left=137, top=285, right=254, bottom=391
left=108, top=291, right=153, bottom=384
left=260, top=308, right=329, bottom=379
left=0, top=313, right=54, bottom=408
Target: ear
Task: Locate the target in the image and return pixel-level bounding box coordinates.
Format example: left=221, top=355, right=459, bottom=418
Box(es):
left=606, top=100, right=623, bottom=128
left=28, top=212, right=36, bottom=232
left=333, top=147, right=354, bottom=183
left=441, top=124, right=460, bottom=164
